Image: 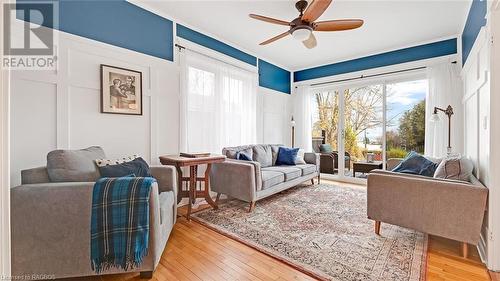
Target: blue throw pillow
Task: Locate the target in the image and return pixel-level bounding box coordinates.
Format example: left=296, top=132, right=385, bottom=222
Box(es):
left=99, top=157, right=152, bottom=178
left=392, top=151, right=438, bottom=177
left=236, top=150, right=253, bottom=161
left=276, top=147, right=299, bottom=166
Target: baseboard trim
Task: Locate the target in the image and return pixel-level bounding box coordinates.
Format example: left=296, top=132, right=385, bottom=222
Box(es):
left=479, top=229, right=488, bottom=266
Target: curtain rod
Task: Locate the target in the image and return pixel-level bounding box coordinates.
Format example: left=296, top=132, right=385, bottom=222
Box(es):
left=175, top=43, right=256, bottom=73
left=308, top=61, right=457, bottom=87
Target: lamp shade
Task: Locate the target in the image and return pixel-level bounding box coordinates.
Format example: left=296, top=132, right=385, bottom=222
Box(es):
left=292, top=27, right=311, bottom=41
left=430, top=113, right=441, bottom=122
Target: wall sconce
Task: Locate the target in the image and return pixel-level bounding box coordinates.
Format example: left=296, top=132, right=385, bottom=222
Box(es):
left=290, top=116, right=296, bottom=148
left=431, top=105, right=454, bottom=154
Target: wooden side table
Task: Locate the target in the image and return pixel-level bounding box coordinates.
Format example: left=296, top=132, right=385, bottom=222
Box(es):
left=353, top=161, right=383, bottom=177
left=159, top=154, right=226, bottom=220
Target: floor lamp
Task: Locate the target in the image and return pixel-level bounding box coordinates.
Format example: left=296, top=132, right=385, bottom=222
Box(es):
left=430, top=105, right=454, bottom=154
left=291, top=116, right=296, bottom=148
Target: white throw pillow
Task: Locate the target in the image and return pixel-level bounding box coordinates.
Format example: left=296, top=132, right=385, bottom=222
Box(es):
left=95, top=155, right=139, bottom=167
left=433, top=156, right=473, bottom=182
left=295, top=149, right=307, bottom=165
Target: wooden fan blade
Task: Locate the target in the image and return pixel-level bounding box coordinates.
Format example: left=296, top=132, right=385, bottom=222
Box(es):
left=302, top=33, right=317, bottom=49
left=302, top=0, right=332, bottom=22
left=249, top=14, right=290, bottom=26
left=314, top=19, right=364, bottom=31
left=259, top=31, right=290, bottom=45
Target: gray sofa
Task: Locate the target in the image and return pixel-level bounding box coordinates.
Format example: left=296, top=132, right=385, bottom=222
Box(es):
left=367, top=168, right=488, bottom=258
left=10, top=146, right=177, bottom=279
left=210, top=144, right=320, bottom=211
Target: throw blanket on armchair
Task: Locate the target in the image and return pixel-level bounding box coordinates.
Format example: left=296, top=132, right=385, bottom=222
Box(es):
left=90, top=176, right=155, bottom=273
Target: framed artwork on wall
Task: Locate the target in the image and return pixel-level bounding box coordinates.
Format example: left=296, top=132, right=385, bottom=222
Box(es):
left=100, top=64, right=142, bottom=115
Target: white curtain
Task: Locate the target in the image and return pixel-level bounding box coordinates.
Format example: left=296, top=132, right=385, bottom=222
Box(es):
left=425, top=62, right=464, bottom=158
left=293, top=85, right=313, bottom=152
left=180, top=49, right=258, bottom=153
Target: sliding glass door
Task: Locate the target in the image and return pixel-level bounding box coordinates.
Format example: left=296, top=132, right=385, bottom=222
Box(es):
left=343, top=84, right=384, bottom=179
left=311, top=74, right=427, bottom=182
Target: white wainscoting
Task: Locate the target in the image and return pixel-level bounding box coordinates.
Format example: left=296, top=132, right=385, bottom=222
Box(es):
left=10, top=25, right=291, bottom=187
left=462, top=26, right=491, bottom=268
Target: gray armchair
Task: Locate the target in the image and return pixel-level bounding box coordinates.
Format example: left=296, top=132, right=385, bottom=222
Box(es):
left=10, top=147, right=177, bottom=279
left=320, top=151, right=351, bottom=174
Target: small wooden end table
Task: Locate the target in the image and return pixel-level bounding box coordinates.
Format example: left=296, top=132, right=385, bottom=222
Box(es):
left=159, top=154, right=226, bottom=220
left=353, top=161, right=383, bottom=177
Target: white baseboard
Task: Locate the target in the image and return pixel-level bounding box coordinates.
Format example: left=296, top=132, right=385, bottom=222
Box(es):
left=478, top=230, right=488, bottom=266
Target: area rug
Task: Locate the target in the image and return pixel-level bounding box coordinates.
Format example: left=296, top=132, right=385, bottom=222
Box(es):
left=192, top=184, right=427, bottom=281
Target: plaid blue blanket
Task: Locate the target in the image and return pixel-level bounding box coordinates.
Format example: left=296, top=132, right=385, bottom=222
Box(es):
left=90, top=176, right=155, bottom=273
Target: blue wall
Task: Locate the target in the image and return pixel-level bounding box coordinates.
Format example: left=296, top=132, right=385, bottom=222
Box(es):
left=177, top=24, right=257, bottom=66
left=294, top=38, right=457, bottom=82
left=17, top=0, right=174, bottom=61
left=462, top=0, right=487, bottom=66
left=258, top=60, right=291, bottom=94
left=177, top=24, right=291, bottom=94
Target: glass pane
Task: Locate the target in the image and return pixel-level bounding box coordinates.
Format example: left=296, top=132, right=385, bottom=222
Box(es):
left=385, top=79, right=427, bottom=169
left=344, top=85, right=384, bottom=178
left=311, top=89, right=340, bottom=175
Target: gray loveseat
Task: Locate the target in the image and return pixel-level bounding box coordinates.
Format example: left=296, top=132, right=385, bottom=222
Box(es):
left=10, top=146, right=177, bottom=279
left=367, top=163, right=488, bottom=258
left=210, top=144, right=320, bottom=211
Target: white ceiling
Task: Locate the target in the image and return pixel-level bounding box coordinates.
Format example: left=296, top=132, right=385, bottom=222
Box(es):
left=137, top=0, right=470, bottom=71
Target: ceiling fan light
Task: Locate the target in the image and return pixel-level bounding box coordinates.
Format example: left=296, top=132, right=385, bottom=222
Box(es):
left=292, top=27, right=311, bottom=41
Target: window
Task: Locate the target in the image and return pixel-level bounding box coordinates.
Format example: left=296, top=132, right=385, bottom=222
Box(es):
left=180, top=50, right=257, bottom=153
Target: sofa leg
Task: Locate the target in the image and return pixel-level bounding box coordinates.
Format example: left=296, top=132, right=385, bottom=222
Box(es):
left=462, top=242, right=469, bottom=258
left=215, top=193, right=221, bottom=203
left=375, top=221, right=381, bottom=235
left=318, top=174, right=321, bottom=184
left=311, top=178, right=314, bottom=185
left=248, top=201, right=256, bottom=212
left=140, top=271, right=153, bottom=279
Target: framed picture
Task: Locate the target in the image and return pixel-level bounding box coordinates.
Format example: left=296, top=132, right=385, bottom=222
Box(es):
left=100, top=64, right=142, bottom=115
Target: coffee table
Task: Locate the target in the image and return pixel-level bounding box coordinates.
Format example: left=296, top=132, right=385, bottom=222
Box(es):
left=353, top=161, right=383, bottom=177
left=159, top=154, right=226, bottom=220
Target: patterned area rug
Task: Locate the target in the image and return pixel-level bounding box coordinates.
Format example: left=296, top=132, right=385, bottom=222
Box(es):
left=192, top=184, right=427, bottom=281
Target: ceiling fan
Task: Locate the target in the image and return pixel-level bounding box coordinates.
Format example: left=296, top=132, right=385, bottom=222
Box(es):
left=249, top=0, right=364, bottom=49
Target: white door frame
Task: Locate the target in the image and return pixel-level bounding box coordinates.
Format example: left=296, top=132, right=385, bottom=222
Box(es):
left=0, top=0, right=12, bottom=277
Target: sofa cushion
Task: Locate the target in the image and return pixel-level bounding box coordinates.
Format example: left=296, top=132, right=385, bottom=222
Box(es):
left=295, top=164, right=316, bottom=176
left=270, top=145, right=281, bottom=166
left=253, top=145, right=273, bottom=168
left=262, top=166, right=301, bottom=181
left=47, top=146, right=105, bottom=182
left=261, top=170, right=285, bottom=189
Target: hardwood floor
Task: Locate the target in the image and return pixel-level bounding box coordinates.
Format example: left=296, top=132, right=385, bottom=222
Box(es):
left=99, top=180, right=491, bottom=281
